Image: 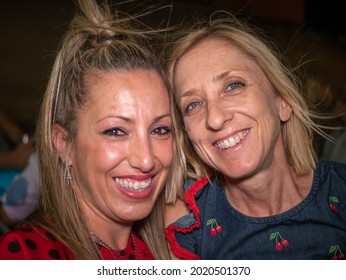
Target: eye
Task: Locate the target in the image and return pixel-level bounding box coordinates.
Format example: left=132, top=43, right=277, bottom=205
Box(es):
left=225, top=81, right=244, bottom=92
left=150, top=126, right=172, bottom=137
left=184, top=101, right=202, bottom=114
left=102, top=127, right=126, bottom=136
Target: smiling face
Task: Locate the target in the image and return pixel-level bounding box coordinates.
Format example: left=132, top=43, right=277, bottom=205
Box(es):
left=57, top=69, right=173, bottom=226
left=174, top=38, right=292, bottom=180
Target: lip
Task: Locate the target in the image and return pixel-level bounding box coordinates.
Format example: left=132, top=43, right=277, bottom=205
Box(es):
left=114, top=174, right=156, bottom=199
left=214, top=129, right=249, bottom=150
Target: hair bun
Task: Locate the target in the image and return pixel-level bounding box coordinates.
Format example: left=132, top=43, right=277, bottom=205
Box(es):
left=88, top=30, right=127, bottom=48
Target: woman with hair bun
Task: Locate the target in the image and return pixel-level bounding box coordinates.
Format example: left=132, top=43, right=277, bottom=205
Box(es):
left=0, top=0, right=185, bottom=260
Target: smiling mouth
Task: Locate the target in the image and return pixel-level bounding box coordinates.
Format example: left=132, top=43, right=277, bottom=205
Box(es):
left=115, top=178, right=152, bottom=192
left=215, top=129, right=249, bottom=150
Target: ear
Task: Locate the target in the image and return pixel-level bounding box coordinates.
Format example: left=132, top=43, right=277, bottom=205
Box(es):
left=52, top=124, right=71, bottom=164
left=278, top=97, right=292, bottom=122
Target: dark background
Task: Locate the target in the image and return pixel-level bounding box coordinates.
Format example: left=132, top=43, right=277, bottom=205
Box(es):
left=1, top=0, right=345, bottom=131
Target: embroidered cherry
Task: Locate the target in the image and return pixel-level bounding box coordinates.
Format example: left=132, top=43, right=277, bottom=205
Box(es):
left=329, top=245, right=344, bottom=260
left=206, top=218, right=222, bottom=236
left=275, top=242, right=283, bottom=250
left=329, top=196, right=339, bottom=213
left=269, top=232, right=289, bottom=251
left=329, top=204, right=337, bottom=211
left=216, top=225, right=222, bottom=232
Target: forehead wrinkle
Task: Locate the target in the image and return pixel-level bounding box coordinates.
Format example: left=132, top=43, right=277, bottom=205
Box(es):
left=153, top=114, right=171, bottom=122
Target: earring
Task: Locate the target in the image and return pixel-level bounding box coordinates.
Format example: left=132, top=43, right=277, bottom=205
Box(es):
left=65, top=165, right=72, bottom=186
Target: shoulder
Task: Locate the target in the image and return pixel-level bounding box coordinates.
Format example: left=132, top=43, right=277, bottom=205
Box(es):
left=183, top=176, right=210, bottom=192
left=318, top=160, right=346, bottom=182
left=165, top=176, right=213, bottom=260
left=165, top=198, right=188, bottom=227
left=315, top=160, right=346, bottom=208
left=319, top=159, right=346, bottom=168
left=0, top=224, right=73, bottom=260
left=165, top=176, right=212, bottom=227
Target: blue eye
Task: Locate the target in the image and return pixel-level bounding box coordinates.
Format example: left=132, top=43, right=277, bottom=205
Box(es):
left=102, top=128, right=126, bottom=136
left=185, top=101, right=202, bottom=114
left=226, top=81, right=244, bottom=92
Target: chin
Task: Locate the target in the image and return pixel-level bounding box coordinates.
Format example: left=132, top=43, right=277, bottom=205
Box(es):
left=122, top=205, right=154, bottom=221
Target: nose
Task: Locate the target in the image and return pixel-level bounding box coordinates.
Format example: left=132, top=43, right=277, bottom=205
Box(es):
left=129, top=136, right=155, bottom=172
left=206, top=100, right=232, bottom=131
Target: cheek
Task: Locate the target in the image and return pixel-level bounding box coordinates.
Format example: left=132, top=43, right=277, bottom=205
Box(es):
left=78, top=142, right=124, bottom=170
left=100, top=145, right=121, bottom=160
left=156, top=139, right=174, bottom=167
left=185, top=123, right=202, bottom=144
left=96, top=144, right=128, bottom=172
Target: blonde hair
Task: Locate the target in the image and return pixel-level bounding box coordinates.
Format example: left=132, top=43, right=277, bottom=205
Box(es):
left=32, top=0, right=185, bottom=259
left=167, top=13, right=328, bottom=178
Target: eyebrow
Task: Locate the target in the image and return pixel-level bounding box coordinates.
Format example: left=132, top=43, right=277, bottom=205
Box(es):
left=153, top=114, right=172, bottom=122
left=180, top=71, right=231, bottom=99
left=97, top=113, right=171, bottom=124
left=213, top=71, right=230, bottom=82
left=180, top=90, right=196, bottom=99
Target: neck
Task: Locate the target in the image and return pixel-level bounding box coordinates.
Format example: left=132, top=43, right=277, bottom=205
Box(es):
left=90, top=230, right=141, bottom=260
left=85, top=215, right=133, bottom=250
left=80, top=200, right=133, bottom=250
left=91, top=225, right=132, bottom=250
left=224, top=164, right=313, bottom=217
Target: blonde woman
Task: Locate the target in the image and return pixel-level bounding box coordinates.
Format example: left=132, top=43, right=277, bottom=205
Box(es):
left=165, top=14, right=346, bottom=259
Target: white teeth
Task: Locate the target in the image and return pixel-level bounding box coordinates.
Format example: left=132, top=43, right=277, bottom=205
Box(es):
left=115, top=178, right=151, bottom=192
left=215, top=130, right=248, bottom=150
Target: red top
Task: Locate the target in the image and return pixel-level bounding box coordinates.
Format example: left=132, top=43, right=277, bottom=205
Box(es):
left=0, top=224, right=154, bottom=260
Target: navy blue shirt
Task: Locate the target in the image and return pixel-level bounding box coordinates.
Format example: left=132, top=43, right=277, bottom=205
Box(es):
left=166, top=160, right=346, bottom=259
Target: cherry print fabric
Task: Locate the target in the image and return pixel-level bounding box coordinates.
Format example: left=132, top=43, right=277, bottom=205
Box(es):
left=166, top=160, right=346, bottom=259
left=0, top=224, right=154, bottom=260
